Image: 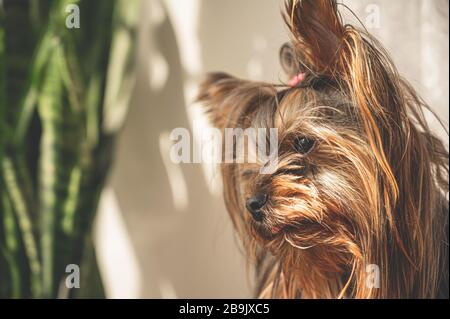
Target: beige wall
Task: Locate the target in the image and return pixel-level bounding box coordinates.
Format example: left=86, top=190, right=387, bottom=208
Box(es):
left=94, top=0, right=449, bottom=298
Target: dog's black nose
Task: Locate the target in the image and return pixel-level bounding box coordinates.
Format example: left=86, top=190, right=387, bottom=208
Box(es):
left=246, top=193, right=267, bottom=222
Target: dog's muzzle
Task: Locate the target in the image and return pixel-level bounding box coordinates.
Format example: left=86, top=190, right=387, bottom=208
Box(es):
left=246, top=193, right=267, bottom=222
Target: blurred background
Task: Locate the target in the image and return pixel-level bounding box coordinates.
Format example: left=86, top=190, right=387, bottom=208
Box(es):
left=95, top=0, right=449, bottom=298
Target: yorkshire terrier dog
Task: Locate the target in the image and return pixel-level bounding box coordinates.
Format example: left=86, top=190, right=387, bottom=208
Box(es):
left=198, top=0, right=449, bottom=298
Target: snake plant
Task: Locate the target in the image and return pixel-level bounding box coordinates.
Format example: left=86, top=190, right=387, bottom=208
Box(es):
left=0, top=0, right=141, bottom=298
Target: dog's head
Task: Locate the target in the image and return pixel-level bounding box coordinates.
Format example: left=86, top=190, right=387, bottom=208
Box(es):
left=198, top=0, right=448, bottom=298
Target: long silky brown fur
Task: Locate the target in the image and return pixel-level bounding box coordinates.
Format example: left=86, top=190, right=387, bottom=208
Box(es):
left=198, top=0, right=449, bottom=298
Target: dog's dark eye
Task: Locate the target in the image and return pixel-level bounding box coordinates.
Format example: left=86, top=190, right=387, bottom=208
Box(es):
left=294, top=137, right=316, bottom=154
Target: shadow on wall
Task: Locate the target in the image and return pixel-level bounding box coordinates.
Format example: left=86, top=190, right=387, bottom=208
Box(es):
left=95, top=0, right=262, bottom=299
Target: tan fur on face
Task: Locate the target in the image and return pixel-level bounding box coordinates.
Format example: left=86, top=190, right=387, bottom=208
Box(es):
left=198, top=0, right=449, bottom=299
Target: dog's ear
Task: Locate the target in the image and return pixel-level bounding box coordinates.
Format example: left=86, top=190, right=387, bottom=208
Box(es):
left=197, top=72, right=277, bottom=130
left=279, top=43, right=303, bottom=79
left=197, top=73, right=236, bottom=129
left=283, top=0, right=344, bottom=75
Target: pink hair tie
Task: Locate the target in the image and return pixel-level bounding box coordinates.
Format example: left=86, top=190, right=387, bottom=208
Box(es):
left=289, top=72, right=306, bottom=86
